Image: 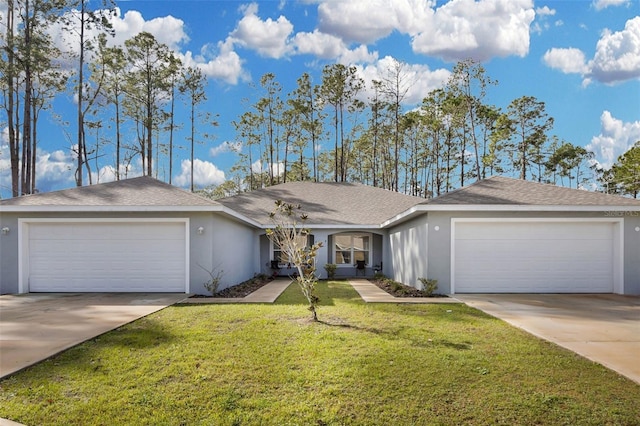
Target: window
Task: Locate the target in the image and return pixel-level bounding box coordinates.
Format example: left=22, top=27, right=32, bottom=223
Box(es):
left=273, top=235, right=310, bottom=266
left=334, top=233, right=370, bottom=265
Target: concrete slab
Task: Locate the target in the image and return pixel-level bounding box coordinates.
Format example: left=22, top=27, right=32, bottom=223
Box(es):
left=0, top=293, right=187, bottom=378
left=349, top=279, right=462, bottom=303
left=455, top=294, right=640, bottom=385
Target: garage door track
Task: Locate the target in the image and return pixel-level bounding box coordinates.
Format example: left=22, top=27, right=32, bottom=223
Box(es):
left=0, top=293, right=187, bottom=378
left=456, top=294, right=640, bottom=385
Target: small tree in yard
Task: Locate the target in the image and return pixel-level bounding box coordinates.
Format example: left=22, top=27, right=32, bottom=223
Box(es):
left=267, top=200, right=323, bottom=321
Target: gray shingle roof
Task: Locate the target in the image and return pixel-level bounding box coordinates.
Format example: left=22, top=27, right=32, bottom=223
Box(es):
left=422, top=176, right=640, bottom=206
left=217, top=181, right=424, bottom=226
left=0, top=176, right=218, bottom=207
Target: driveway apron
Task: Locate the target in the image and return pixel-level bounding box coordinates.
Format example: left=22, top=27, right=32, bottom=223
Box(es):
left=0, top=293, right=187, bottom=378
left=455, top=294, right=640, bottom=385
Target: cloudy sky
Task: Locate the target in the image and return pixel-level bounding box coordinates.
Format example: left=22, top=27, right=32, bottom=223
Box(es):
left=1, top=0, right=639, bottom=197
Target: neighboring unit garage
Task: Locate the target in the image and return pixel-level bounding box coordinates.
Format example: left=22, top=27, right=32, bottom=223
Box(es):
left=452, top=219, right=622, bottom=294
left=19, top=219, right=189, bottom=293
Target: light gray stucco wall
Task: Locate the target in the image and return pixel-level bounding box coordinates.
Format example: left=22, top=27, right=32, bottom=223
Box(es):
left=0, top=213, right=19, bottom=294
left=623, top=215, right=640, bottom=295
left=208, top=213, right=256, bottom=293
left=388, top=214, right=429, bottom=289
left=0, top=211, right=257, bottom=295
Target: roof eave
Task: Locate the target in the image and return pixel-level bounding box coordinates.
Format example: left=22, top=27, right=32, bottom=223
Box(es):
left=0, top=205, right=222, bottom=213
left=219, top=206, right=263, bottom=228
left=420, top=204, right=640, bottom=211
left=382, top=204, right=640, bottom=228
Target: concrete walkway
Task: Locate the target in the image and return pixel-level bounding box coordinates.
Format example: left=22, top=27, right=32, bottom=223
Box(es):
left=455, top=294, right=640, bottom=385
left=0, top=293, right=187, bottom=379
left=182, top=278, right=292, bottom=304
left=348, top=279, right=461, bottom=303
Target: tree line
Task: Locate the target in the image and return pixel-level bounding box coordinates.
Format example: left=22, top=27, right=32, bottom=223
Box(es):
left=1, top=1, right=637, bottom=199
left=1, top=0, right=213, bottom=197
left=222, top=59, right=605, bottom=199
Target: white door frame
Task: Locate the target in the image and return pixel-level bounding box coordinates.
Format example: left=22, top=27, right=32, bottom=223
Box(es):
left=18, top=218, right=190, bottom=293
left=450, top=218, right=624, bottom=294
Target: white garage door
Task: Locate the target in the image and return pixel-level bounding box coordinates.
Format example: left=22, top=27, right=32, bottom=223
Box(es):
left=453, top=221, right=617, bottom=293
left=25, top=221, right=187, bottom=292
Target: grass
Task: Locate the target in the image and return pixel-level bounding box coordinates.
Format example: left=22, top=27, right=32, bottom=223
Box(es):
left=1, top=281, right=639, bottom=425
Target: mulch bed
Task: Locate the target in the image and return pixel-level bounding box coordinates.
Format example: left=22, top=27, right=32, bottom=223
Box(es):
left=369, top=277, right=447, bottom=298
left=190, top=275, right=273, bottom=298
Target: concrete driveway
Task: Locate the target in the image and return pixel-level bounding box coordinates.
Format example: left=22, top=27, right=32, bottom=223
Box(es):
left=455, top=294, right=640, bottom=385
left=0, top=293, right=187, bottom=378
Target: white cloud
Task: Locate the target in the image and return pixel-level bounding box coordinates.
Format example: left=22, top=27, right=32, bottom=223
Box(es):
left=544, top=17, right=640, bottom=85
left=292, top=30, right=348, bottom=59
left=317, top=0, right=435, bottom=44
left=174, top=159, right=225, bottom=188
left=292, top=30, right=378, bottom=64
left=210, top=141, right=242, bottom=157
left=0, top=135, right=78, bottom=197
left=589, top=17, right=640, bottom=84
left=251, top=159, right=263, bottom=174
left=587, top=111, right=640, bottom=168
left=337, top=45, right=379, bottom=65
left=410, top=0, right=536, bottom=62
left=531, top=6, right=557, bottom=34
left=110, top=9, right=188, bottom=50
left=229, top=3, right=294, bottom=59
left=48, top=7, right=189, bottom=57
left=33, top=149, right=76, bottom=193
left=89, top=163, right=140, bottom=185
left=356, top=56, right=451, bottom=105
left=316, top=0, right=535, bottom=62
left=44, top=6, right=251, bottom=86
left=181, top=40, right=250, bottom=85
left=535, top=6, right=556, bottom=16
left=543, top=47, right=589, bottom=74
left=249, top=160, right=283, bottom=177
left=592, top=0, right=631, bottom=11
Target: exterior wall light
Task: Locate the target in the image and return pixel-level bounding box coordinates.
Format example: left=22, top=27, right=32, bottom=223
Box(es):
left=197, top=226, right=205, bottom=235
left=635, top=226, right=640, bottom=232
left=1, top=227, right=9, bottom=235
left=434, top=226, right=440, bottom=231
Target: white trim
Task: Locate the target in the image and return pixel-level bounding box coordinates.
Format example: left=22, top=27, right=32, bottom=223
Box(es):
left=383, top=204, right=640, bottom=228
left=269, top=234, right=312, bottom=267
left=260, top=223, right=383, bottom=230
left=428, top=205, right=639, bottom=212
left=449, top=217, right=624, bottom=295
left=18, top=218, right=190, bottom=294
left=380, top=205, right=423, bottom=228
left=2, top=205, right=220, bottom=213
left=220, top=206, right=263, bottom=228
left=332, top=232, right=373, bottom=267
left=451, top=217, right=627, bottom=224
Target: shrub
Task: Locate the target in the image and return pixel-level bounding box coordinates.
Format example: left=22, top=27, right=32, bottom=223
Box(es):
left=203, top=268, right=224, bottom=295
left=324, top=263, right=337, bottom=279
left=417, top=277, right=438, bottom=296
left=373, top=272, right=386, bottom=280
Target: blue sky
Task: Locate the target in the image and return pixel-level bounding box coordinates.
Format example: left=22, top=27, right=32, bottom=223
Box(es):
left=1, top=0, right=639, bottom=197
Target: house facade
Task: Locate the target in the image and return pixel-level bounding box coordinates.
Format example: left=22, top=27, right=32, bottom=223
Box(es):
left=1, top=176, right=639, bottom=295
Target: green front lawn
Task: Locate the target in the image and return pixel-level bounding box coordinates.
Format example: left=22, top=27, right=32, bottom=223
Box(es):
left=1, top=281, right=639, bottom=425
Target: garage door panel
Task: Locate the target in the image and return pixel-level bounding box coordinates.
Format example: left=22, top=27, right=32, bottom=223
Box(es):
left=26, top=221, right=187, bottom=293
left=456, top=222, right=614, bottom=241
left=454, top=221, right=615, bottom=293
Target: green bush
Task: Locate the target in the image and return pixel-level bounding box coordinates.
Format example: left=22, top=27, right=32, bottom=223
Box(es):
left=417, top=277, right=438, bottom=296
left=324, top=263, right=337, bottom=279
